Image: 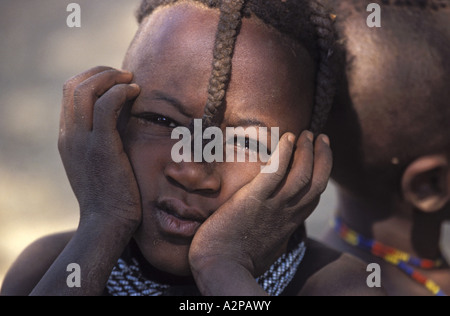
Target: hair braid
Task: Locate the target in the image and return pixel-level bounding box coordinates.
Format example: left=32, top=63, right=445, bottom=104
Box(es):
left=202, top=0, right=246, bottom=128
left=308, top=1, right=336, bottom=135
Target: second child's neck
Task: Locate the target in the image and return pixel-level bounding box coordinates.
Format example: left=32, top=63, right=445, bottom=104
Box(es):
left=335, top=186, right=443, bottom=261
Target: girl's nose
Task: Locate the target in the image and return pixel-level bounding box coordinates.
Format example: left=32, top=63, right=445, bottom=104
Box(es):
left=164, top=161, right=221, bottom=193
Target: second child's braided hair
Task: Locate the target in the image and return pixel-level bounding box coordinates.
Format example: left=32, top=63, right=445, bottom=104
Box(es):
left=136, top=0, right=336, bottom=135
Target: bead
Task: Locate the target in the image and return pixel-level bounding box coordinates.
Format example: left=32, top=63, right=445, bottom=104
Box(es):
left=334, top=217, right=447, bottom=296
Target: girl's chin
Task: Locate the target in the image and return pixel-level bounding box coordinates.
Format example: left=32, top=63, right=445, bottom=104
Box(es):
left=133, top=236, right=193, bottom=277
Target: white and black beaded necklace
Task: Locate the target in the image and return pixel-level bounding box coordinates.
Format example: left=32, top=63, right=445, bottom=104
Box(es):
left=106, top=241, right=306, bottom=296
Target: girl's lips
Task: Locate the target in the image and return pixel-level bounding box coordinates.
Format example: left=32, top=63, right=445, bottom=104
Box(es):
left=154, top=201, right=205, bottom=238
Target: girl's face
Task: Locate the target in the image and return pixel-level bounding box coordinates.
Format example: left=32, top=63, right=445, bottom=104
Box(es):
left=122, top=2, right=315, bottom=276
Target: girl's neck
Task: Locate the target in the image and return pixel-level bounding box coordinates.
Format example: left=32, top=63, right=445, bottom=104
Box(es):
left=128, top=239, right=196, bottom=286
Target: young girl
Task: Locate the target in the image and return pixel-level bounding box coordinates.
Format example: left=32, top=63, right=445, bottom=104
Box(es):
left=1, top=0, right=382, bottom=296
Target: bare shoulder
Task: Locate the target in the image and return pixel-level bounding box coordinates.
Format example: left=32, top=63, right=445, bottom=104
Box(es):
left=1, top=231, right=75, bottom=296
left=300, top=252, right=386, bottom=296
left=289, top=238, right=386, bottom=296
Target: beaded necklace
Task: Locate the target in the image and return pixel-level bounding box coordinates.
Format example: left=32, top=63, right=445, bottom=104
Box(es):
left=333, top=217, right=448, bottom=296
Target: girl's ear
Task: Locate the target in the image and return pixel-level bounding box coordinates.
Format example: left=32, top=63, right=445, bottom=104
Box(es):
left=401, top=154, right=450, bottom=213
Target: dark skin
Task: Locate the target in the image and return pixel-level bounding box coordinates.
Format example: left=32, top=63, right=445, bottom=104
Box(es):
left=322, top=1, right=450, bottom=296
left=1, top=2, right=383, bottom=296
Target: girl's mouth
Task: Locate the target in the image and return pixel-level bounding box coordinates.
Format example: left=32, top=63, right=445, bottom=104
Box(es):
left=154, top=199, right=206, bottom=239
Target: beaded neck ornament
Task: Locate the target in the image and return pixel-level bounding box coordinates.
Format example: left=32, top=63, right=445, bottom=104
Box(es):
left=333, top=217, right=448, bottom=296
left=106, top=240, right=306, bottom=296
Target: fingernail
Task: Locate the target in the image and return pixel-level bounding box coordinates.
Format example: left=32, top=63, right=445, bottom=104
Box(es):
left=287, top=134, right=295, bottom=143
left=119, top=70, right=133, bottom=76
left=321, top=135, right=330, bottom=146
left=129, top=84, right=141, bottom=94
left=306, top=131, right=314, bottom=142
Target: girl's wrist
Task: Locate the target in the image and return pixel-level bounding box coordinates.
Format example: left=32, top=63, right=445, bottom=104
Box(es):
left=190, top=256, right=267, bottom=296
left=78, top=207, right=141, bottom=234
left=30, top=217, right=135, bottom=295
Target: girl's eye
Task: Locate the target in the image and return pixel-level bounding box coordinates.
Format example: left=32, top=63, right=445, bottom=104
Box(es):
left=133, top=113, right=179, bottom=128
left=233, top=136, right=259, bottom=152
left=227, top=136, right=271, bottom=155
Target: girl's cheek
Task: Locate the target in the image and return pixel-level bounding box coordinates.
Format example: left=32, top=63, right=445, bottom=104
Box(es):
left=217, top=161, right=262, bottom=192
left=123, top=121, right=177, bottom=150
left=123, top=126, right=178, bottom=173
left=128, top=140, right=176, bottom=167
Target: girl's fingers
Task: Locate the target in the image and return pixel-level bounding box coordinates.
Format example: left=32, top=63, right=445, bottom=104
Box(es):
left=288, top=134, right=333, bottom=208
left=63, top=66, right=115, bottom=99
left=61, top=66, right=114, bottom=132
left=244, top=132, right=296, bottom=199
left=310, top=134, right=333, bottom=197
left=72, top=69, right=134, bottom=131
left=279, top=130, right=315, bottom=202
left=92, top=83, right=141, bottom=138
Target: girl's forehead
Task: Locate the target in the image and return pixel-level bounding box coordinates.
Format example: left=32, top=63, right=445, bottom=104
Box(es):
left=124, top=4, right=218, bottom=81
left=124, top=2, right=314, bottom=131
left=127, top=2, right=310, bottom=68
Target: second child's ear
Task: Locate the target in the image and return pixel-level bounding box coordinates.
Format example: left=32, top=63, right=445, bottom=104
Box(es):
left=401, top=154, right=450, bottom=213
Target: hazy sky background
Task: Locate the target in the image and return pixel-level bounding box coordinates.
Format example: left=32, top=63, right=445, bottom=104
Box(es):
left=0, top=0, right=337, bottom=286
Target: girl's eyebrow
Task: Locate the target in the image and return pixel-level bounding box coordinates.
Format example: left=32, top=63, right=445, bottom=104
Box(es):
left=226, top=117, right=268, bottom=128
left=140, top=91, right=269, bottom=128
left=143, top=90, right=195, bottom=118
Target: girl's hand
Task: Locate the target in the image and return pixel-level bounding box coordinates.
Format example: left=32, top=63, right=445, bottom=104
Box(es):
left=189, top=130, right=332, bottom=295
left=58, top=66, right=142, bottom=230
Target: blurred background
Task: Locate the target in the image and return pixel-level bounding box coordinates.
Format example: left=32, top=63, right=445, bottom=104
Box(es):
left=0, top=0, right=347, bottom=287
left=0, top=0, right=140, bottom=285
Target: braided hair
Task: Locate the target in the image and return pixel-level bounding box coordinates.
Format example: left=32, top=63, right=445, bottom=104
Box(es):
left=136, top=0, right=337, bottom=135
